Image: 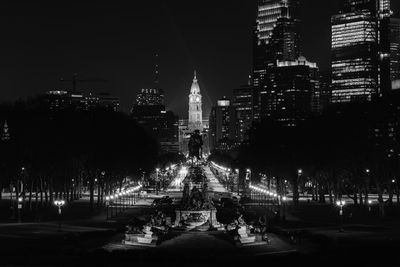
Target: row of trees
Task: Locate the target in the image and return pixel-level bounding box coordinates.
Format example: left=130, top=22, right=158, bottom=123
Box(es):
left=214, top=93, right=400, bottom=217
left=0, top=100, right=159, bottom=212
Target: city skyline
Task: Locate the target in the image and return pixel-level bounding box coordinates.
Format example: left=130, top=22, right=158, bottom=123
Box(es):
left=1, top=0, right=399, bottom=117
left=1, top=1, right=400, bottom=265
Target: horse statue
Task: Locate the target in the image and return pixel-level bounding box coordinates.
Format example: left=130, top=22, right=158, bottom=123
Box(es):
left=188, top=130, right=203, bottom=165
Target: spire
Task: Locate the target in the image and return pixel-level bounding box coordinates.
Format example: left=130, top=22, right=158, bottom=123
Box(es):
left=1, top=120, right=10, bottom=141
left=190, top=70, right=200, bottom=95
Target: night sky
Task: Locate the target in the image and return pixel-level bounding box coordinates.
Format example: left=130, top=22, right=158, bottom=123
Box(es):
left=0, top=1, right=399, bottom=117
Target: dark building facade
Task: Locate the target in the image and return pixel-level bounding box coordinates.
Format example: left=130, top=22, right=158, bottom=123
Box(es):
left=319, top=71, right=333, bottom=112
left=331, top=0, right=392, bottom=103
left=159, top=111, right=180, bottom=154
left=209, top=97, right=237, bottom=151
left=233, top=82, right=256, bottom=143
left=131, top=88, right=179, bottom=154
left=260, top=57, right=320, bottom=126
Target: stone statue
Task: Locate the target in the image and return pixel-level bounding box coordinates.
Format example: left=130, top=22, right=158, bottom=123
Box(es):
left=188, top=130, right=203, bottom=163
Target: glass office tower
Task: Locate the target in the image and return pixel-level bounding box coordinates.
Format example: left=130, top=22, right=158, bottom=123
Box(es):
left=331, top=0, right=392, bottom=103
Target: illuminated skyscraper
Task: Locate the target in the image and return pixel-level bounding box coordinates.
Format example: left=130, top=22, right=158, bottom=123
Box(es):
left=253, top=0, right=300, bottom=84
left=135, top=88, right=164, bottom=106
left=390, top=18, right=400, bottom=90
left=331, top=0, right=392, bottom=103
left=253, top=0, right=318, bottom=124
left=255, top=0, right=299, bottom=46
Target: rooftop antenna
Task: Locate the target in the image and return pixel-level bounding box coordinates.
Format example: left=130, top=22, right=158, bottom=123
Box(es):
left=154, top=53, right=159, bottom=87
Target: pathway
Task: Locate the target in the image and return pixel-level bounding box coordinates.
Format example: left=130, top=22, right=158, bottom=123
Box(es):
left=166, top=166, right=188, bottom=192
left=202, top=166, right=228, bottom=193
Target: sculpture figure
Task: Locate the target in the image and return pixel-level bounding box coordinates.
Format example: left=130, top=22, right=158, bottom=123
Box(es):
left=188, top=130, right=203, bottom=164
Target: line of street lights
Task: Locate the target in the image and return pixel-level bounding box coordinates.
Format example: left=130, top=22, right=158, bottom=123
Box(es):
left=210, top=161, right=246, bottom=193
left=249, top=184, right=288, bottom=219
left=104, top=185, right=142, bottom=220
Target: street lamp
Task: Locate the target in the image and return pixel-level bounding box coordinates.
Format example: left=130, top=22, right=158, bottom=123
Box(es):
left=336, top=200, right=345, bottom=232
left=368, top=200, right=372, bottom=213
left=296, top=169, right=302, bottom=203
left=54, top=200, right=65, bottom=232
left=17, top=197, right=23, bottom=223
left=245, top=169, right=251, bottom=195
left=235, top=169, right=240, bottom=195
left=226, top=169, right=231, bottom=191
left=365, top=169, right=370, bottom=204
left=105, top=196, right=110, bottom=220
left=112, top=194, right=117, bottom=217
left=156, top=168, right=160, bottom=195
left=282, top=196, right=288, bottom=221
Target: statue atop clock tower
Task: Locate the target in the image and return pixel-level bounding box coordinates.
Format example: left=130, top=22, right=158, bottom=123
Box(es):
left=188, top=70, right=203, bottom=131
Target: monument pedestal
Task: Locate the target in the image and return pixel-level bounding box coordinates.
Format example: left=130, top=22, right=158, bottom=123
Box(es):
left=237, top=226, right=256, bottom=245
left=174, top=209, right=220, bottom=231
left=123, top=226, right=158, bottom=247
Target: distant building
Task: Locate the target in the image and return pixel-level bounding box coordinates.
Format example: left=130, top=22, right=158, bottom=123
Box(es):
left=233, top=81, right=255, bottom=142
left=209, top=97, right=237, bottom=151
left=331, top=0, right=392, bottom=103
left=40, top=90, right=120, bottom=112
left=97, top=93, right=120, bottom=112
left=390, top=18, right=400, bottom=90
left=131, top=89, right=179, bottom=154
left=260, top=57, right=320, bottom=126
left=135, top=88, right=164, bottom=106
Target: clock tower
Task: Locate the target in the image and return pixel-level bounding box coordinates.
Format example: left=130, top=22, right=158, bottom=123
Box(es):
left=188, top=71, right=203, bottom=131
